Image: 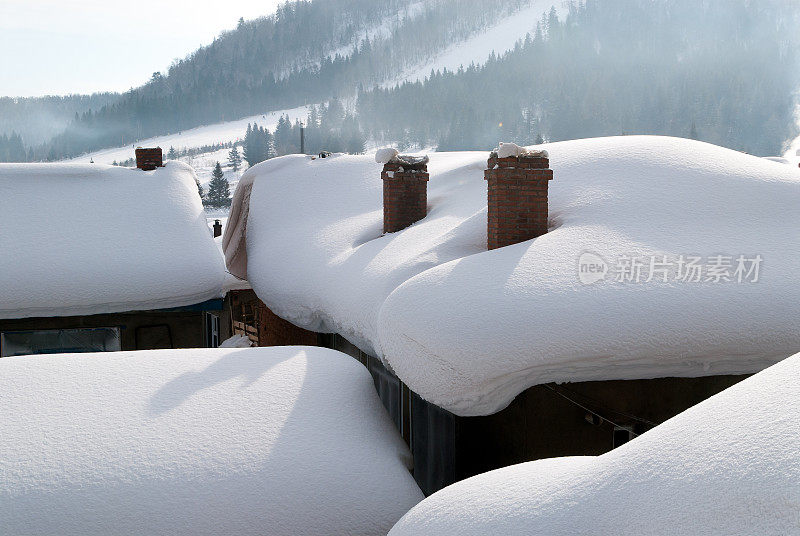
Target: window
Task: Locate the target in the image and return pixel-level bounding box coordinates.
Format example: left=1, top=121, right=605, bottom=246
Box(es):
left=0, top=327, right=121, bottom=357
left=613, top=426, right=635, bottom=448
left=135, top=324, right=172, bottom=350
left=204, top=313, right=220, bottom=348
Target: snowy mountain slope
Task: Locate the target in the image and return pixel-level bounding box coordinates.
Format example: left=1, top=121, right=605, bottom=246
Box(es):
left=387, top=0, right=562, bottom=87
left=66, top=105, right=309, bottom=165
left=314, top=1, right=428, bottom=73
left=61, top=2, right=561, bottom=165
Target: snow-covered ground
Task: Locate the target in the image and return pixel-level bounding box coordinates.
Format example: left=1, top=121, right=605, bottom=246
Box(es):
left=386, top=0, right=562, bottom=87
left=0, top=347, right=423, bottom=535
left=389, top=351, right=800, bottom=535
left=181, top=146, right=244, bottom=191
left=65, top=105, right=310, bottom=165
left=227, top=136, right=800, bottom=416
left=0, top=161, right=226, bottom=319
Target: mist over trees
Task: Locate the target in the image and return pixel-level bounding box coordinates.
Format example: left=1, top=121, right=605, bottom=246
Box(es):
left=0, top=93, right=119, bottom=148
left=0, top=132, right=27, bottom=162
left=359, top=0, right=800, bottom=156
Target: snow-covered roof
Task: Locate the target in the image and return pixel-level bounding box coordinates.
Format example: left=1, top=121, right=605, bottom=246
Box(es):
left=0, top=347, right=423, bottom=535
left=227, top=136, right=800, bottom=416
left=0, top=162, right=227, bottom=319
left=388, top=352, right=800, bottom=535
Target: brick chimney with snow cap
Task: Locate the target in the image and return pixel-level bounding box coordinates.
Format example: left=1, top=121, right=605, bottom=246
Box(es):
left=485, top=142, right=552, bottom=250
left=135, top=147, right=163, bottom=171
left=377, top=148, right=430, bottom=233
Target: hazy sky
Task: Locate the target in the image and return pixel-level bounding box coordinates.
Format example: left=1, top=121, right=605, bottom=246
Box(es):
left=0, top=0, right=283, bottom=97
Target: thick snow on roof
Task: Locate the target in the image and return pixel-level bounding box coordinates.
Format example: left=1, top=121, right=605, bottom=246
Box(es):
left=0, top=162, right=226, bottom=319
left=233, top=136, right=800, bottom=416
left=389, top=353, right=800, bottom=535
left=0, top=347, right=423, bottom=535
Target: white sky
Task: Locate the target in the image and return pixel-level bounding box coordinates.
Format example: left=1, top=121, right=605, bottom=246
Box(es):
left=0, top=0, right=283, bottom=97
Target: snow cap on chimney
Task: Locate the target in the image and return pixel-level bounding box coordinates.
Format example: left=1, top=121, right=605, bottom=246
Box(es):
left=375, top=147, right=400, bottom=165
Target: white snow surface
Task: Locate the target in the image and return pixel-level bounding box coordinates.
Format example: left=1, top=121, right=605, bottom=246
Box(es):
left=376, top=147, right=400, bottom=164
left=389, top=352, right=800, bottom=535
left=0, top=162, right=226, bottom=319
left=236, top=136, right=800, bottom=416
left=0, top=347, right=423, bottom=535
left=64, top=105, right=309, bottom=165
left=218, top=334, right=254, bottom=348
left=495, top=141, right=548, bottom=159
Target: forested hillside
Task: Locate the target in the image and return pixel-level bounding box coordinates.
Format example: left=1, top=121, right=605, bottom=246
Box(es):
left=4, top=0, right=799, bottom=161
left=359, top=0, right=800, bottom=156
left=32, top=0, right=534, bottom=160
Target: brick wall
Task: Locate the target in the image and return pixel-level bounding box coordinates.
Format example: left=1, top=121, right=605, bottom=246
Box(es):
left=382, top=162, right=429, bottom=233
left=485, top=154, right=552, bottom=250
left=135, top=147, right=163, bottom=171
left=256, top=301, right=320, bottom=347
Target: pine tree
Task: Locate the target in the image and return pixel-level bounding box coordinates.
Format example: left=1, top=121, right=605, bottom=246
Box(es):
left=228, top=146, right=242, bottom=171
left=167, top=146, right=177, bottom=160
left=206, top=162, right=231, bottom=208
left=274, top=115, right=294, bottom=155
left=242, top=123, right=255, bottom=166
left=689, top=121, right=699, bottom=140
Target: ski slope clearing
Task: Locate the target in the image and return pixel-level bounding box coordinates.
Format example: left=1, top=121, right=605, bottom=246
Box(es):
left=389, top=352, right=800, bottom=535
left=230, top=136, right=800, bottom=416
left=387, top=0, right=562, bottom=87
left=0, top=347, right=423, bottom=535
left=65, top=105, right=309, bottom=165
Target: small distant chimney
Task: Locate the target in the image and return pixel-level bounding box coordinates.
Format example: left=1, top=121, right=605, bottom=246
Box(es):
left=300, top=123, right=305, bottom=154
left=135, top=147, right=163, bottom=171
left=381, top=155, right=429, bottom=233
left=213, top=219, right=223, bottom=238
left=485, top=149, right=552, bottom=250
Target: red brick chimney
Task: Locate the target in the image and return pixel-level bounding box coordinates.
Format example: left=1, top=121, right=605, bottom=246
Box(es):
left=485, top=146, right=552, bottom=250
left=135, top=147, right=163, bottom=171
left=381, top=154, right=430, bottom=233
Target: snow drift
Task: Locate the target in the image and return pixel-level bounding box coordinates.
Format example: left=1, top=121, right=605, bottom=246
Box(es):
left=0, top=347, right=423, bottom=535
left=388, top=351, right=800, bottom=535
left=231, top=136, right=800, bottom=416
left=0, top=162, right=226, bottom=319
